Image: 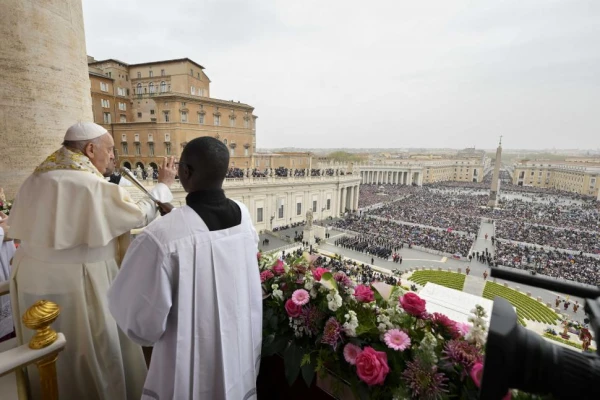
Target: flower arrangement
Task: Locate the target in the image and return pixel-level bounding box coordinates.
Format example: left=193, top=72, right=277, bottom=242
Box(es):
left=0, top=197, right=11, bottom=216
left=259, top=251, right=526, bottom=399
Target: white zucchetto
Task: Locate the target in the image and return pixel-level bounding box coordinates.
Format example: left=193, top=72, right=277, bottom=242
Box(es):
left=64, top=122, right=108, bottom=141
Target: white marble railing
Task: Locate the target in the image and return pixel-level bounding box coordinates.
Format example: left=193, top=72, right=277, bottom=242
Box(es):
left=141, top=174, right=361, bottom=188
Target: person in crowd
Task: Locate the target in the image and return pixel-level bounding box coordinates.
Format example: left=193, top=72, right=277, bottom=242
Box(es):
left=109, top=137, right=262, bottom=400
left=0, top=209, right=16, bottom=342
left=8, top=122, right=176, bottom=400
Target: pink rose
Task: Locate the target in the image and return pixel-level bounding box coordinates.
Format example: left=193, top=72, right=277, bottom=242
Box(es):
left=354, top=284, right=375, bottom=303
left=272, top=259, right=285, bottom=276
left=285, top=298, right=303, bottom=318
left=399, top=292, right=426, bottom=317
left=470, top=363, right=511, bottom=400
left=312, top=267, right=329, bottom=281
left=260, top=270, right=274, bottom=283
left=355, top=346, right=389, bottom=386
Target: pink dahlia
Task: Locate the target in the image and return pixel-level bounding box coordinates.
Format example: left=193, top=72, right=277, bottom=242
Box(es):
left=399, top=292, right=426, bottom=317
left=383, top=329, right=411, bottom=351
left=334, top=271, right=353, bottom=287
left=343, top=343, right=362, bottom=365
left=354, top=284, right=375, bottom=303
left=291, top=289, right=310, bottom=306
left=402, top=360, right=448, bottom=399
left=260, top=270, right=274, bottom=283
left=272, top=259, right=285, bottom=276
left=300, top=305, right=325, bottom=337
left=443, top=340, right=482, bottom=370
left=430, top=312, right=461, bottom=339
left=321, top=317, right=343, bottom=350
left=312, top=267, right=329, bottom=281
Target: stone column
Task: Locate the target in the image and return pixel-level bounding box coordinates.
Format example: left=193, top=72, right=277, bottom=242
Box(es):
left=0, top=0, right=93, bottom=197
left=408, top=172, right=413, bottom=185
left=354, top=185, right=360, bottom=209
left=340, top=187, right=345, bottom=214
left=346, top=186, right=353, bottom=211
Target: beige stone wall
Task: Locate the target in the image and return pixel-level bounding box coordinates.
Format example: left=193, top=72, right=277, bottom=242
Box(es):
left=0, top=0, right=92, bottom=198
left=513, top=161, right=600, bottom=197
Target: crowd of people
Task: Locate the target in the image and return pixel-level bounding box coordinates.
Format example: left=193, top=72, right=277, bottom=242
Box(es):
left=309, top=253, right=400, bottom=286
left=224, top=166, right=351, bottom=179
left=367, top=188, right=484, bottom=233
left=333, top=216, right=473, bottom=257
left=496, top=221, right=600, bottom=254
left=495, top=241, right=600, bottom=286
left=357, top=184, right=420, bottom=209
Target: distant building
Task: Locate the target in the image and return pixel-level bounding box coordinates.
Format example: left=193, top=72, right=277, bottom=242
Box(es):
left=512, top=158, right=600, bottom=197
left=87, top=57, right=257, bottom=171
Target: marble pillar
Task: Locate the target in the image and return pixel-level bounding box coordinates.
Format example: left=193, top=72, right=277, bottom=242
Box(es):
left=0, top=0, right=92, bottom=197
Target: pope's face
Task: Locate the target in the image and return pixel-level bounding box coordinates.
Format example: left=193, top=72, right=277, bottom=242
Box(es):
left=86, top=133, right=115, bottom=177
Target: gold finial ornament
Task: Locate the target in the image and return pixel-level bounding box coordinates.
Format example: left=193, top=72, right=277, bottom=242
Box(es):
left=22, top=300, right=61, bottom=349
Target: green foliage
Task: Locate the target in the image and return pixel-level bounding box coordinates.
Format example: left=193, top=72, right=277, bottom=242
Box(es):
left=483, top=282, right=559, bottom=324
left=542, top=333, right=596, bottom=352
left=408, top=270, right=466, bottom=291
left=326, top=151, right=365, bottom=163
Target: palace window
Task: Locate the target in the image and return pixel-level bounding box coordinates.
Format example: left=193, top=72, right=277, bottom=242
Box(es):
left=149, top=70, right=153, bottom=78
left=257, top=208, right=263, bottom=223
left=278, top=204, right=284, bottom=219
left=163, top=111, right=170, bottom=122
left=121, top=143, right=128, bottom=154
left=198, top=113, right=205, bottom=124
left=100, top=82, right=108, bottom=92
left=161, top=69, right=165, bottom=76
left=136, top=83, right=142, bottom=94
left=312, top=201, right=317, bottom=212
left=165, top=142, right=171, bottom=155
left=297, top=202, right=302, bottom=216
left=160, top=81, right=167, bottom=93
left=137, top=72, right=141, bottom=78
left=214, top=115, right=221, bottom=126
left=149, top=82, right=155, bottom=93
left=327, top=199, right=331, bottom=210
left=148, top=143, right=155, bottom=156
left=135, top=143, right=141, bottom=155
left=181, top=111, right=188, bottom=123
left=119, top=115, right=126, bottom=123
left=103, top=112, right=111, bottom=124
left=118, top=102, right=126, bottom=111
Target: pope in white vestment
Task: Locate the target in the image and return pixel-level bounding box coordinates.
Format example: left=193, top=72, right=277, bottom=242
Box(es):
left=108, top=136, right=263, bottom=400
left=8, top=122, right=176, bottom=400
left=0, top=212, right=16, bottom=340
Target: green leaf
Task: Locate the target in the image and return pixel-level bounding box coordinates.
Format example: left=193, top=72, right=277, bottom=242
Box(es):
left=357, top=382, right=371, bottom=400
left=284, top=342, right=303, bottom=385
left=263, top=335, right=288, bottom=357
left=301, top=361, right=315, bottom=387
left=301, top=353, right=311, bottom=366
left=320, top=272, right=339, bottom=291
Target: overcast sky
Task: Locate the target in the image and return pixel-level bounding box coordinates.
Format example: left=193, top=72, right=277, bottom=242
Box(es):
left=82, top=0, right=600, bottom=150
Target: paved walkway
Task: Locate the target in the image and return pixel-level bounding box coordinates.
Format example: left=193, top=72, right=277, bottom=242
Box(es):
left=463, top=275, right=486, bottom=297
left=471, top=220, right=495, bottom=257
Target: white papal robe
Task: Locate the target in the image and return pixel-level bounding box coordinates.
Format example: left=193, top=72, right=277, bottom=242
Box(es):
left=108, top=203, right=263, bottom=400
left=0, top=227, right=16, bottom=338
left=8, top=166, right=172, bottom=400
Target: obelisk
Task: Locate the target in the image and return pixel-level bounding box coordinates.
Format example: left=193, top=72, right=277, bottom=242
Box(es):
left=487, top=137, right=503, bottom=208
left=0, top=0, right=93, bottom=198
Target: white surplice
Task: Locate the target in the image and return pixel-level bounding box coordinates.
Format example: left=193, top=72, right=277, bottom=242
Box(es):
left=8, top=167, right=172, bottom=400
left=0, top=227, right=16, bottom=338
left=108, top=203, right=263, bottom=400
